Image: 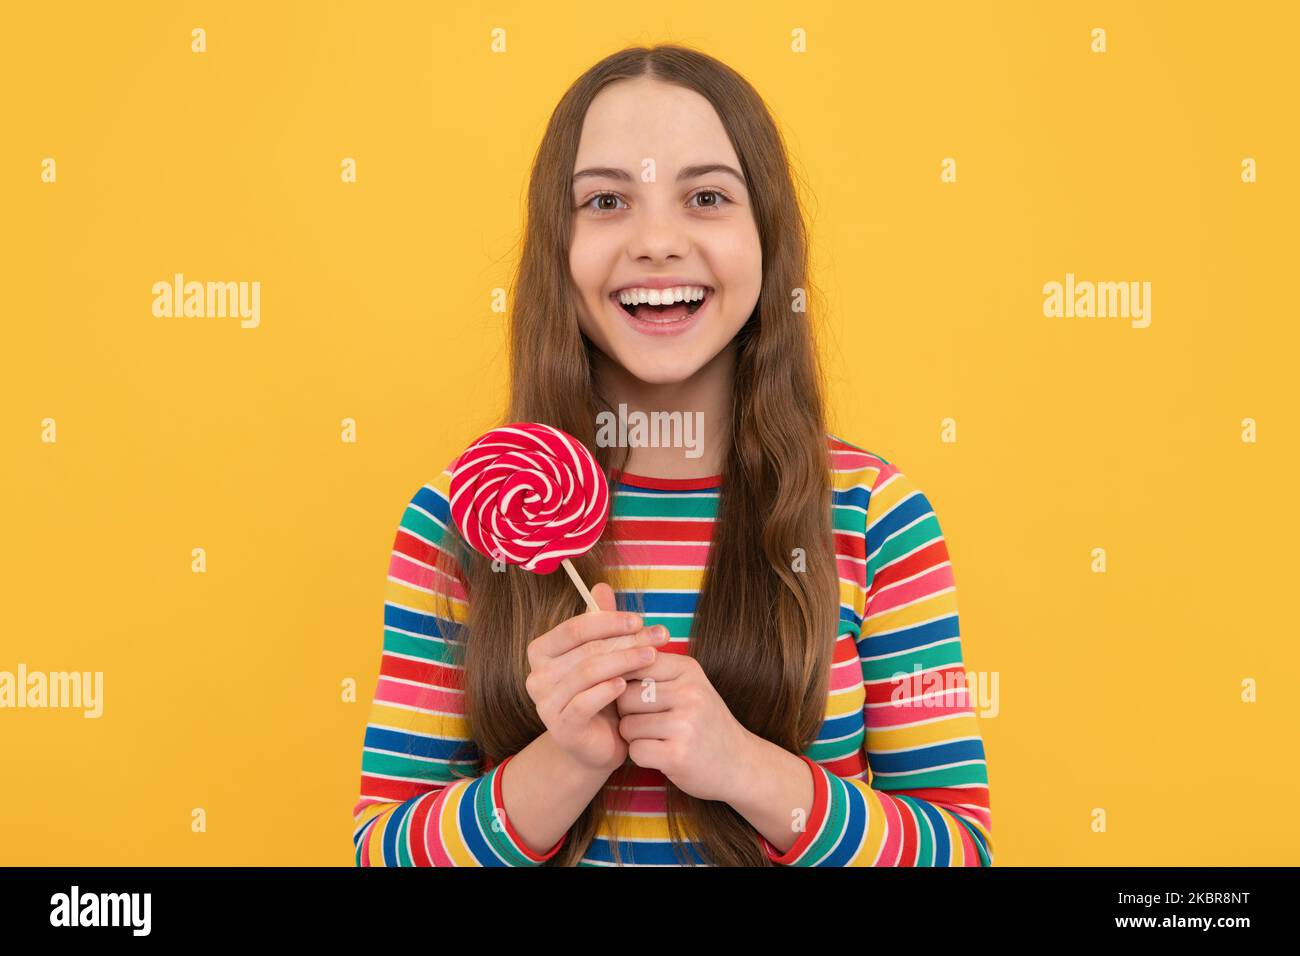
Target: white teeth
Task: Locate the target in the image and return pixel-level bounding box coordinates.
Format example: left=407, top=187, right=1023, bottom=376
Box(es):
left=616, top=285, right=709, bottom=306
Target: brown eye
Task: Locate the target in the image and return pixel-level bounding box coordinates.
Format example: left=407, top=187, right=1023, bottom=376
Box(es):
left=690, top=189, right=729, bottom=209
left=583, top=192, right=627, bottom=213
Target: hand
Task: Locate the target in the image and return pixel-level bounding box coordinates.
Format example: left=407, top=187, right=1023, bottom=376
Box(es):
left=613, top=648, right=755, bottom=803
left=524, top=582, right=671, bottom=774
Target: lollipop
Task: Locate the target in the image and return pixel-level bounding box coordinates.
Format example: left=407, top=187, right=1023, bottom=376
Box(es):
left=448, top=422, right=610, bottom=611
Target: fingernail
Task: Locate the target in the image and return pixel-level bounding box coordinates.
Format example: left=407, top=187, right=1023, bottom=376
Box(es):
left=655, top=626, right=669, bottom=641
left=639, top=647, right=655, bottom=662
left=626, top=614, right=641, bottom=630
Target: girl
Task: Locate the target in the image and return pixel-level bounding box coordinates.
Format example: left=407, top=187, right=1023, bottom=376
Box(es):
left=352, top=44, right=992, bottom=867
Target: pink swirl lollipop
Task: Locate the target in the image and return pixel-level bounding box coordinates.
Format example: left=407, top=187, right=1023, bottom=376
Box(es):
left=448, top=422, right=610, bottom=608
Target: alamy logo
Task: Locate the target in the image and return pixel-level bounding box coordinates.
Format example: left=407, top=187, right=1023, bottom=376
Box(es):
left=890, top=664, right=1000, bottom=719
left=1042, top=272, right=1151, bottom=328
left=595, top=403, right=704, bottom=458
left=152, top=272, right=261, bottom=328
left=0, top=664, right=103, bottom=718
left=50, top=885, right=151, bottom=936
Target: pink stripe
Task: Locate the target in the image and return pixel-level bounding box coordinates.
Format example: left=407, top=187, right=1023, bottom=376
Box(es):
left=376, top=677, right=463, bottom=711
left=872, top=461, right=901, bottom=486
left=609, top=541, right=712, bottom=566
left=875, top=790, right=905, bottom=865
left=865, top=564, right=953, bottom=617
left=866, top=692, right=972, bottom=727
left=959, top=804, right=993, bottom=833
left=424, top=788, right=456, bottom=866
left=389, top=550, right=467, bottom=602
left=829, top=655, right=862, bottom=691
left=836, top=553, right=867, bottom=589
left=954, top=817, right=978, bottom=864
left=607, top=786, right=671, bottom=814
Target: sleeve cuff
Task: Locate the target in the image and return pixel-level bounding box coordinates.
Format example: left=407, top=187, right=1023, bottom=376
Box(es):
left=489, top=753, right=568, bottom=863
left=761, top=754, right=830, bottom=865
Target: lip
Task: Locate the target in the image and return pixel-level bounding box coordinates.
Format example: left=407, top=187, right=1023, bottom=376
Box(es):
left=611, top=277, right=713, bottom=294
left=610, top=286, right=712, bottom=337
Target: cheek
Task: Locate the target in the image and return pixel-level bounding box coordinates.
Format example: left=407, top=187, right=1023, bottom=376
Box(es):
left=707, top=231, right=763, bottom=299
left=569, top=225, right=615, bottom=280
left=568, top=245, right=599, bottom=319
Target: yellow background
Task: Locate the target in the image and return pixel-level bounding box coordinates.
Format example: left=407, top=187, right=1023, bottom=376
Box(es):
left=2, top=1, right=1296, bottom=865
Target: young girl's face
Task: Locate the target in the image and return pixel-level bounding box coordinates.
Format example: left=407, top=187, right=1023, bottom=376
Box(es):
left=569, top=76, right=762, bottom=386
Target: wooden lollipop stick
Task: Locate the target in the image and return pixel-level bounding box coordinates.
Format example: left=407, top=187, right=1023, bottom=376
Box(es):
left=561, top=557, right=600, bottom=613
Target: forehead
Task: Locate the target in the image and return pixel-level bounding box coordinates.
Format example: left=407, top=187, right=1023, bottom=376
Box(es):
left=574, top=77, right=736, bottom=167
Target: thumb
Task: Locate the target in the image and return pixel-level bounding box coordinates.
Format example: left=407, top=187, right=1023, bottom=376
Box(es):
left=589, top=581, right=616, bottom=612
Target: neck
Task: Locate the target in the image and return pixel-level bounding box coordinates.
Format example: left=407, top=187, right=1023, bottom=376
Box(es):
left=593, top=341, right=735, bottom=480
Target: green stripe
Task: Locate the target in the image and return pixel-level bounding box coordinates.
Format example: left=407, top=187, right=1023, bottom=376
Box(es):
left=401, top=502, right=450, bottom=545
left=861, top=635, right=964, bottom=680
left=639, top=616, right=693, bottom=639
left=362, top=749, right=463, bottom=782
left=381, top=628, right=457, bottom=663
left=831, top=507, right=862, bottom=533
left=866, top=513, right=941, bottom=581
left=474, top=765, right=534, bottom=866
left=874, top=762, right=989, bottom=789
left=796, top=766, right=848, bottom=865
left=897, top=795, right=934, bottom=865
left=805, top=728, right=862, bottom=763
left=395, top=800, right=414, bottom=866
left=613, top=494, right=718, bottom=518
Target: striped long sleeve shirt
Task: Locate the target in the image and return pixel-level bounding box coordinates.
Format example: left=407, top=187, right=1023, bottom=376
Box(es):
left=351, top=433, right=993, bottom=866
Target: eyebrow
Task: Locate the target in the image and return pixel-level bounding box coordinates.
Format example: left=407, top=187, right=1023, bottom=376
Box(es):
left=572, top=163, right=746, bottom=186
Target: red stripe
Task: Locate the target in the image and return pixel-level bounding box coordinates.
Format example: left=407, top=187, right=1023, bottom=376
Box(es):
left=360, top=774, right=441, bottom=803
left=407, top=791, right=435, bottom=866
left=380, top=654, right=462, bottom=687
left=379, top=655, right=462, bottom=686
left=868, top=539, right=949, bottom=595
left=895, top=796, right=920, bottom=864
left=393, top=527, right=447, bottom=565
left=611, top=470, right=722, bottom=490
left=608, top=517, right=715, bottom=542
left=895, top=786, right=990, bottom=812
left=833, top=529, right=865, bottom=561
left=863, top=662, right=970, bottom=704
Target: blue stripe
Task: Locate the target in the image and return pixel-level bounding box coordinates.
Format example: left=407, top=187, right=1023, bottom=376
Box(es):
left=867, top=738, right=986, bottom=773
left=614, top=591, right=700, bottom=614
left=909, top=796, right=951, bottom=865
left=381, top=795, right=417, bottom=865
left=963, top=818, right=992, bottom=864
left=831, top=484, right=870, bottom=511
left=582, top=836, right=709, bottom=865
left=615, top=482, right=720, bottom=494
left=384, top=602, right=452, bottom=638
left=411, top=484, right=453, bottom=524
left=820, top=776, right=866, bottom=867
left=859, top=613, right=959, bottom=656
left=865, top=490, right=931, bottom=556
left=353, top=813, right=379, bottom=851
left=818, top=709, right=865, bottom=740
left=364, top=725, right=477, bottom=762
left=458, top=774, right=501, bottom=866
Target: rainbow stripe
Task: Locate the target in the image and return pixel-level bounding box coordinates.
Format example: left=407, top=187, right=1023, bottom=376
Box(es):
left=352, top=434, right=993, bottom=866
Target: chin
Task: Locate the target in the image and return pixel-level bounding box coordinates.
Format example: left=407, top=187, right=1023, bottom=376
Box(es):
left=615, top=352, right=703, bottom=385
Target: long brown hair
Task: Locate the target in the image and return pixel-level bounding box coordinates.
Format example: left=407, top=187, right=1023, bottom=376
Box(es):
left=434, top=43, right=838, bottom=866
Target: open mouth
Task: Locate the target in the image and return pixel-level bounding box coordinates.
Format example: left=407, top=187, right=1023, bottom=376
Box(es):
left=611, top=287, right=713, bottom=323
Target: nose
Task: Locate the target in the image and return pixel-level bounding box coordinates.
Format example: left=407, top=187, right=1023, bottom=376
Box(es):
left=625, top=196, right=690, bottom=262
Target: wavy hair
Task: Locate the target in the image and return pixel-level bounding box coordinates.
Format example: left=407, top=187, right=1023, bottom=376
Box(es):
left=434, top=43, right=838, bottom=867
